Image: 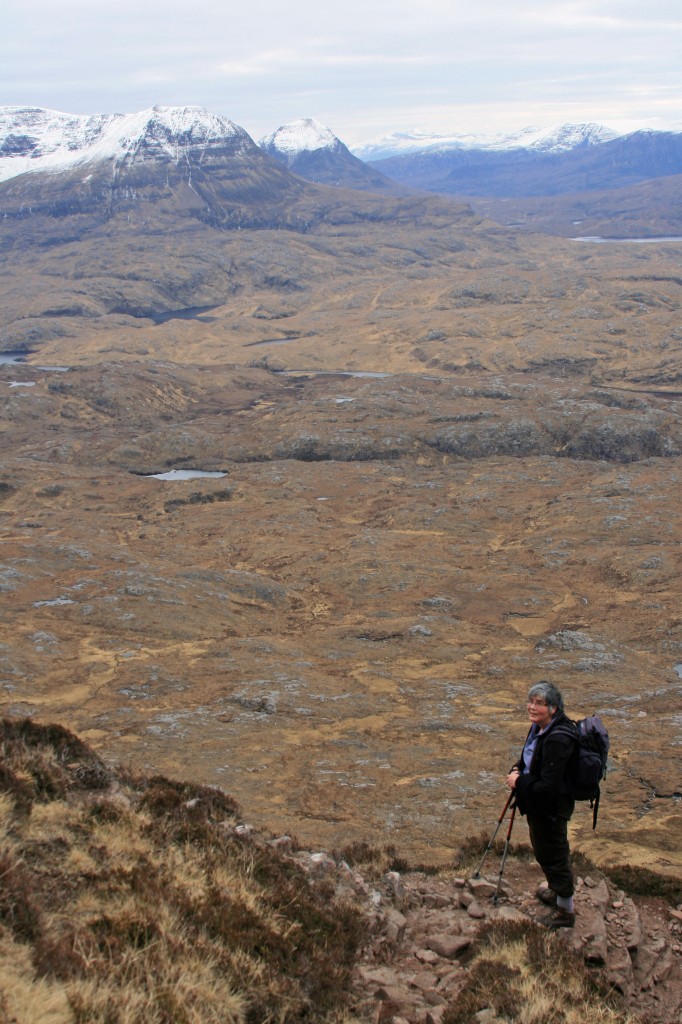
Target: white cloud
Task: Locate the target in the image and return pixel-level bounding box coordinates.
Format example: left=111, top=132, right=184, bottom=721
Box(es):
left=220, top=46, right=428, bottom=77
left=1, top=1, right=681, bottom=143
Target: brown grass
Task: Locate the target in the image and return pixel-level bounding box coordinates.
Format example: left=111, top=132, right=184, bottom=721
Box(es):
left=442, top=920, right=639, bottom=1024
left=0, top=718, right=366, bottom=1024
left=603, top=864, right=682, bottom=906
left=0, top=718, right=657, bottom=1024
left=451, top=832, right=535, bottom=873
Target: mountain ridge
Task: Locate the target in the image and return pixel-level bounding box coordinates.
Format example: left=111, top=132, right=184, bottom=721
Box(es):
left=4, top=104, right=682, bottom=187
left=351, top=121, right=627, bottom=161
left=366, top=128, right=682, bottom=198
left=0, top=104, right=248, bottom=184
left=3, top=715, right=679, bottom=1023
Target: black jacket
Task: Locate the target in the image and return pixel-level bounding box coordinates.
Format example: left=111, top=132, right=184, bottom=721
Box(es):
left=514, top=711, right=579, bottom=821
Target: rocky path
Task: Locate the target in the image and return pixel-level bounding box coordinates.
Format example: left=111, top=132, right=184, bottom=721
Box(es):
left=290, top=848, right=682, bottom=1023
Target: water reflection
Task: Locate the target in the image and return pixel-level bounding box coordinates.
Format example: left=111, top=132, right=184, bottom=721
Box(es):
left=0, top=352, right=69, bottom=371
left=572, top=236, right=682, bottom=244
left=150, top=305, right=218, bottom=325
left=143, top=470, right=227, bottom=481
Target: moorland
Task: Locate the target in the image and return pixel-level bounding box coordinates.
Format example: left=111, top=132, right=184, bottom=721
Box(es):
left=0, top=131, right=680, bottom=879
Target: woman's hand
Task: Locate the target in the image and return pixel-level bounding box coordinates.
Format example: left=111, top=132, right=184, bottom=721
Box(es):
left=506, top=767, right=520, bottom=790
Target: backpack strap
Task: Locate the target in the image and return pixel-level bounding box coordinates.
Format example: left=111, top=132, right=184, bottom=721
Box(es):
left=591, top=786, right=601, bottom=830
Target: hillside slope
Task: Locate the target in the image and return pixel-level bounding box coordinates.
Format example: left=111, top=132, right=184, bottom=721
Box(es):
left=467, top=173, right=682, bottom=238
left=2, top=718, right=679, bottom=1024
left=0, top=717, right=365, bottom=1024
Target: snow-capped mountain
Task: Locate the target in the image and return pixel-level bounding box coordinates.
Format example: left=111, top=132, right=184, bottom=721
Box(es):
left=259, top=117, right=400, bottom=192
left=0, top=105, right=248, bottom=183
left=352, top=119, right=682, bottom=163
left=358, top=119, right=682, bottom=199
left=4, top=104, right=682, bottom=205
left=0, top=103, right=316, bottom=252
left=259, top=117, right=340, bottom=163
left=493, top=122, right=620, bottom=153
left=351, top=123, right=626, bottom=162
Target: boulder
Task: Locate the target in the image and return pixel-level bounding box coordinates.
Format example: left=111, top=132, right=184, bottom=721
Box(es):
left=467, top=878, right=498, bottom=899
left=576, top=907, right=609, bottom=965
left=606, top=944, right=635, bottom=997
left=415, top=948, right=441, bottom=965
left=384, top=908, right=408, bottom=945
left=425, top=933, right=472, bottom=959
left=634, top=935, right=674, bottom=990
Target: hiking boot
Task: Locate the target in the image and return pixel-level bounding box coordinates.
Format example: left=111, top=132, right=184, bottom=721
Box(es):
left=538, top=907, right=576, bottom=929
left=536, top=885, right=557, bottom=906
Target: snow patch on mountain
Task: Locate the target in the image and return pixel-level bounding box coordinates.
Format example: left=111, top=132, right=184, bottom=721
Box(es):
left=351, top=130, right=487, bottom=162
left=0, top=106, right=246, bottom=183
left=499, top=122, right=620, bottom=152
left=351, top=123, right=619, bottom=161
left=259, top=118, right=340, bottom=159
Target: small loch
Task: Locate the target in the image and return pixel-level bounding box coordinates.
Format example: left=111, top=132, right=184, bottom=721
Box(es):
left=143, top=470, right=228, bottom=481
left=572, top=236, right=682, bottom=244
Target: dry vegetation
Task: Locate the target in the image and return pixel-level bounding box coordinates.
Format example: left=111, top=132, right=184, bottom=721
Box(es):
left=442, top=921, right=639, bottom=1024
left=1, top=718, right=671, bottom=1024
left=1, top=362, right=680, bottom=872
left=0, top=717, right=365, bottom=1024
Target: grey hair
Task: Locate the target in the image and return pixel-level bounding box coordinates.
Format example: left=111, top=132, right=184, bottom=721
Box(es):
left=528, top=681, right=564, bottom=713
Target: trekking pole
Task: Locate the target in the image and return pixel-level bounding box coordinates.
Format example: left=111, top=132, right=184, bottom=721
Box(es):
left=492, top=800, right=517, bottom=905
left=473, top=791, right=514, bottom=879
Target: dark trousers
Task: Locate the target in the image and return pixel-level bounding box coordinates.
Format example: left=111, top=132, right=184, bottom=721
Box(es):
left=527, top=813, right=574, bottom=898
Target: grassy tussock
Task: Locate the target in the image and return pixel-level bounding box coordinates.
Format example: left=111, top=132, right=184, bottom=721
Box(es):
left=334, top=840, right=441, bottom=878
left=442, top=921, right=638, bottom=1024
left=451, top=832, right=535, bottom=873
left=0, top=929, right=73, bottom=1024
left=604, top=864, right=682, bottom=906
left=0, top=719, right=366, bottom=1024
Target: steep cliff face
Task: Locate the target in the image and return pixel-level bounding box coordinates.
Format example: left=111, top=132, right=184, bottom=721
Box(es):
left=0, top=105, right=310, bottom=242
left=0, top=105, right=251, bottom=181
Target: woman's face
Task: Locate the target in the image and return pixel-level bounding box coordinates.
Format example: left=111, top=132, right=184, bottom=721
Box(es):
left=527, top=696, right=554, bottom=730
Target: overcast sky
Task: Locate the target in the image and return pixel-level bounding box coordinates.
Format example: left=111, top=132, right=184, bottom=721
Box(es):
left=3, top=0, right=682, bottom=145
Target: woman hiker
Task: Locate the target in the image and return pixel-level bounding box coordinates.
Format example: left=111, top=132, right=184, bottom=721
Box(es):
left=506, top=681, right=580, bottom=929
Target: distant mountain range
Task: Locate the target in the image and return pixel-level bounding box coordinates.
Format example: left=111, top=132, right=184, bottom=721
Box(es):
left=0, top=103, right=468, bottom=351
left=0, top=107, right=396, bottom=194
left=362, top=128, right=682, bottom=198
left=3, top=105, right=682, bottom=200
left=350, top=122, right=628, bottom=161
left=2, top=104, right=682, bottom=253
left=1, top=101, right=680, bottom=388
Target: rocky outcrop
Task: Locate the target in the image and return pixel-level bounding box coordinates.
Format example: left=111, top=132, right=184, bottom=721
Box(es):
left=289, top=850, right=682, bottom=1024
left=422, top=405, right=679, bottom=462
